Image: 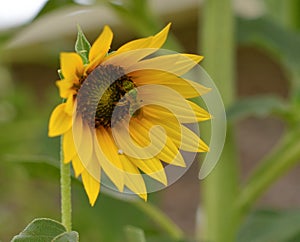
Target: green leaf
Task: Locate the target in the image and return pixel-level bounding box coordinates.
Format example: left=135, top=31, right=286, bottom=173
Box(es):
left=34, top=0, right=75, bottom=19
left=75, top=25, right=91, bottom=65
left=237, top=209, right=300, bottom=242
left=108, top=0, right=182, bottom=50
left=52, top=231, right=79, bottom=242
left=11, top=218, right=66, bottom=242
left=264, top=0, right=300, bottom=31
left=226, top=95, right=286, bottom=121
left=3, top=154, right=61, bottom=181
left=124, top=225, right=146, bottom=242
left=237, top=17, right=300, bottom=68
left=237, top=17, right=300, bottom=90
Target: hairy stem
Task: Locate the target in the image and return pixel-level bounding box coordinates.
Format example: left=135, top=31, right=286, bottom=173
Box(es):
left=60, top=136, right=72, bottom=231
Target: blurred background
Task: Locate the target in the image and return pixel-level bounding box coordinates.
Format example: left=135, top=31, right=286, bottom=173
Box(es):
left=1, top=0, right=300, bottom=241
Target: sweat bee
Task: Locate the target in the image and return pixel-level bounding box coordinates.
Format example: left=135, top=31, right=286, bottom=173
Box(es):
left=116, top=80, right=143, bottom=117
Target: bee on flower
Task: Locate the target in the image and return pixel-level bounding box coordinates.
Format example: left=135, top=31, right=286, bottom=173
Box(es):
left=48, top=23, right=211, bottom=206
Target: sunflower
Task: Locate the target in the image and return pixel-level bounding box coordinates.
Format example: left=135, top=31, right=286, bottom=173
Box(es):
left=48, top=23, right=211, bottom=206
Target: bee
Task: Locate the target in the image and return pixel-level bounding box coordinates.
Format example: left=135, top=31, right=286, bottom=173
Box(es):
left=126, top=88, right=143, bottom=117
left=116, top=81, right=143, bottom=117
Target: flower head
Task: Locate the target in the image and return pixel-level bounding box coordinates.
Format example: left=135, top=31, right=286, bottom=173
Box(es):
left=49, top=24, right=211, bottom=206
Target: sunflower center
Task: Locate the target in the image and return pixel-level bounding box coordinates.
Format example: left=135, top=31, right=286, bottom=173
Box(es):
left=76, top=64, right=136, bottom=128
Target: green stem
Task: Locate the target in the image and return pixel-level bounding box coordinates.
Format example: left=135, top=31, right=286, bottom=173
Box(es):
left=268, top=0, right=300, bottom=31
left=60, top=136, right=72, bottom=231
left=197, top=0, right=238, bottom=241
left=235, top=0, right=300, bottom=225
left=286, top=0, right=300, bottom=30
left=133, top=200, right=184, bottom=241
left=236, top=128, right=300, bottom=217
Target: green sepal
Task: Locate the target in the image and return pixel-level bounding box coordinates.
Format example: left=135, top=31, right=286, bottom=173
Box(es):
left=75, top=25, right=91, bottom=65
left=11, top=218, right=78, bottom=242
left=57, top=69, right=64, bottom=80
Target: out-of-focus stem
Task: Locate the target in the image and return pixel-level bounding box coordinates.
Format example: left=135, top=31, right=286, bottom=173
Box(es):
left=197, top=1, right=238, bottom=241
left=237, top=128, right=300, bottom=218
left=133, top=200, right=184, bottom=241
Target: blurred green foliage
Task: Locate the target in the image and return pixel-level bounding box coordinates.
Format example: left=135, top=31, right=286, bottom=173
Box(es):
left=1, top=0, right=300, bottom=241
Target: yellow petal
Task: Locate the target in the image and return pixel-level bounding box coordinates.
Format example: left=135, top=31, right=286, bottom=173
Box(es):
left=86, top=25, right=113, bottom=73
left=129, top=118, right=166, bottom=155
left=112, top=119, right=158, bottom=159
left=120, top=155, right=147, bottom=200
left=111, top=121, right=167, bottom=185
left=132, top=70, right=211, bottom=98
left=73, top=118, right=94, bottom=168
left=56, top=79, right=76, bottom=99
left=142, top=102, right=211, bottom=123
left=130, top=157, right=167, bottom=185
left=186, top=100, right=211, bottom=121
left=103, top=48, right=155, bottom=70
left=63, top=129, right=77, bottom=163
left=139, top=85, right=211, bottom=123
left=147, top=116, right=209, bottom=152
left=150, top=23, right=171, bottom=49
left=95, top=127, right=125, bottom=192
left=105, top=24, right=171, bottom=69
left=64, top=95, right=74, bottom=116
left=128, top=53, right=203, bottom=76
left=72, top=155, right=85, bottom=177
left=81, top=169, right=100, bottom=206
left=48, top=103, right=72, bottom=137
left=179, top=125, right=209, bottom=152
left=117, top=36, right=153, bottom=53
left=130, top=118, right=185, bottom=167
left=60, top=52, right=83, bottom=79
left=73, top=109, right=83, bottom=142
left=117, top=23, right=170, bottom=53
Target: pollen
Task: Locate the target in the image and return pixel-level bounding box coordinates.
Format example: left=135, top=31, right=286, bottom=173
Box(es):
left=76, top=64, right=136, bottom=128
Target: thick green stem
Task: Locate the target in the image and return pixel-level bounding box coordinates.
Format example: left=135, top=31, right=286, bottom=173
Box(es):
left=133, top=200, right=184, bottom=241
left=267, top=0, right=300, bottom=31
left=197, top=1, right=238, bottom=241
left=237, top=128, right=300, bottom=217
left=60, top=137, right=72, bottom=231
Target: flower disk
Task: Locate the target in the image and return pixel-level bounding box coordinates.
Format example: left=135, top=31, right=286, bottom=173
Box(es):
left=76, top=64, right=135, bottom=128
left=48, top=23, right=211, bottom=206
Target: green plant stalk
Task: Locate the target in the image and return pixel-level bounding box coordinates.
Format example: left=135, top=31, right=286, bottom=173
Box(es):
left=133, top=200, right=184, bottom=240
left=287, top=0, right=300, bottom=30
left=197, top=0, right=238, bottom=241
left=285, top=0, right=300, bottom=96
left=266, top=0, right=300, bottom=30
left=60, top=136, right=72, bottom=231
left=237, top=128, right=300, bottom=217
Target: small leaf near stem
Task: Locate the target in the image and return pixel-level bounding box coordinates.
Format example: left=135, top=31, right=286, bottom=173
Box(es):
left=75, top=25, right=91, bottom=65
